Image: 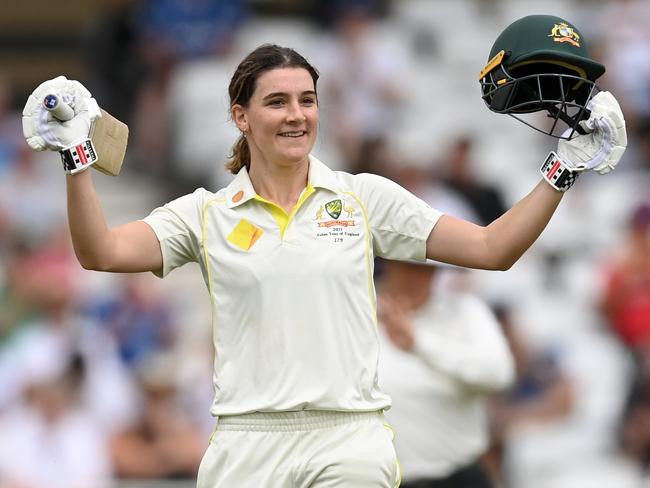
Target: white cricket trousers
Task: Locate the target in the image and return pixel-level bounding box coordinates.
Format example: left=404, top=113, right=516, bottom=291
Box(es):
left=196, top=410, right=401, bottom=487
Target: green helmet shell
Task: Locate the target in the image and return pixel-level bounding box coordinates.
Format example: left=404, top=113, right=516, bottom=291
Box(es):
left=488, top=14, right=605, bottom=81
left=479, top=15, right=606, bottom=138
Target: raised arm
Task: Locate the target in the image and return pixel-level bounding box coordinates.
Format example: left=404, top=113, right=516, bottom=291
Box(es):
left=23, top=76, right=162, bottom=274
left=66, top=170, right=162, bottom=273
left=427, top=181, right=562, bottom=270
left=427, top=91, right=627, bottom=271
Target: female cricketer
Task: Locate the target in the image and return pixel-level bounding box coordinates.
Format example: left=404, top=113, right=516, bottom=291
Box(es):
left=22, top=30, right=625, bottom=488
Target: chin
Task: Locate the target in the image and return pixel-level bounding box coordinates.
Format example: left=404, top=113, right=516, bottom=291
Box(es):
left=278, top=147, right=312, bottom=164
left=278, top=155, right=309, bottom=167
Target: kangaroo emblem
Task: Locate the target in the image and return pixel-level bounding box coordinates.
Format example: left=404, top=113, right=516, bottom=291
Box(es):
left=343, top=205, right=356, bottom=218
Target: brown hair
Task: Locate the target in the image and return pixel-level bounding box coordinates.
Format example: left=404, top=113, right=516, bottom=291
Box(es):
left=226, top=44, right=320, bottom=174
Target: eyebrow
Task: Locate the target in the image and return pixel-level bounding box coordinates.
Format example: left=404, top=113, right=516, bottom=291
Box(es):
left=262, top=90, right=317, bottom=100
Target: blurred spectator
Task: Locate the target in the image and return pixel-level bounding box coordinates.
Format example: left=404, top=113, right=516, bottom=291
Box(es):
left=599, top=202, right=650, bottom=467
left=0, top=227, right=76, bottom=348
left=110, top=352, right=205, bottom=480
left=600, top=201, right=650, bottom=350
left=388, top=161, right=481, bottom=226
left=376, top=161, right=509, bottom=486
left=484, top=305, right=575, bottom=487
left=1, top=241, right=36, bottom=345
left=0, top=352, right=113, bottom=488
left=436, top=136, right=508, bottom=226
left=83, top=273, right=177, bottom=369
left=377, top=261, right=514, bottom=487
left=0, top=231, right=139, bottom=429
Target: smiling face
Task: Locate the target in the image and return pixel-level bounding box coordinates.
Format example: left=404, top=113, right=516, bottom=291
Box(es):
left=232, top=67, right=318, bottom=169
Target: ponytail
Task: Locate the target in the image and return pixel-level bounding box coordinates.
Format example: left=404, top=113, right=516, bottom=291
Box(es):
left=226, top=134, right=250, bottom=174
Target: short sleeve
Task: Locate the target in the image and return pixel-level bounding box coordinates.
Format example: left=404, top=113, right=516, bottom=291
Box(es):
left=141, top=189, right=206, bottom=277
left=356, top=174, right=443, bottom=261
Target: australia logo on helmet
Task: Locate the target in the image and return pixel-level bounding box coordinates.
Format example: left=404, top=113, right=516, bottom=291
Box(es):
left=548, top=22, right=580, bottom=47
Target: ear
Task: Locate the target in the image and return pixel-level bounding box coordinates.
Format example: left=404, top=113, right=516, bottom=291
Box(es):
left=231, top=104, right=248, bottom=133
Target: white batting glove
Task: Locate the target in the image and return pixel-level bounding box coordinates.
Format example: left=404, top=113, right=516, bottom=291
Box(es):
left=540, top=91, right=627, bottom=192
left=22, top=76, right=102, bottom=174
left=557, top=91, right=627, bottom=175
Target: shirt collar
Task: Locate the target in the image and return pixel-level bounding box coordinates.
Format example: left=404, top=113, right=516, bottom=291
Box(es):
left=225, top=165, right=257, bottom=208
left=225, top=154, right=340, bottom=209
left=307, top=155, right=339, bottom=193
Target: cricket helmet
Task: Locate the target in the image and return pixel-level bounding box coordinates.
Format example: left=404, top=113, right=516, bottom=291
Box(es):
left=479, top=14, right=605, bottom=138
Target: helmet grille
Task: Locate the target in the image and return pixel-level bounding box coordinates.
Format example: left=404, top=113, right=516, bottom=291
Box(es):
left=480, top=61, right=598, bottom=138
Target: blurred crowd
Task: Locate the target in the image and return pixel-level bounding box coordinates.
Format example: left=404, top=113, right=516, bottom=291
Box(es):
left=0, top=0, right=649, bottom=487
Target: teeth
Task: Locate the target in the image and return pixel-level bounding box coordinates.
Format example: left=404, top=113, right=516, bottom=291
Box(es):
left=280, top=131, right=305, bottom=137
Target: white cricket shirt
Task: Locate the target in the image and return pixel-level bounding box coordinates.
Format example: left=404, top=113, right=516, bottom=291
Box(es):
left=143, top=156, right=442, bottom=416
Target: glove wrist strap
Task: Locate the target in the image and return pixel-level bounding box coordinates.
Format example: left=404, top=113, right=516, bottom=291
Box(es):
left=540, top=151, right=579, bottom=192
left=60, top=139, right=98, bottom=175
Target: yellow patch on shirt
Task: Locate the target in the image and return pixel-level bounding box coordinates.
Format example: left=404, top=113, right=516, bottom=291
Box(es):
left=227, top=219, right=263, bottom=251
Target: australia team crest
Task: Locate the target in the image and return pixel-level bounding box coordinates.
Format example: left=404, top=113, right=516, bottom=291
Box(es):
left=324, top=199, right=342, bottom=219
left=548, top=22, right=580, bottom=47
left=314, top=198, right=359, bottom=232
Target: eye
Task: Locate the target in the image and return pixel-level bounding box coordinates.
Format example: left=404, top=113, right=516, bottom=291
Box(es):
left=267, top=99, right=285, bottom=106
left=302, top=96, right=316, bottom=105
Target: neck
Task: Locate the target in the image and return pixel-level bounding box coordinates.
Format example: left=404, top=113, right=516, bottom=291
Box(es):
left=248, top=156, right=310, bottom=213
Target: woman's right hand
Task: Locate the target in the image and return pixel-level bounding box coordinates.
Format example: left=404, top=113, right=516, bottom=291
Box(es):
left=22, top=75, right=101, bottom=153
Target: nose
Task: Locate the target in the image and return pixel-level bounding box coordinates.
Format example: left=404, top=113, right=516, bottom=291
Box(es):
left=286, top=100, right=306, bottom=123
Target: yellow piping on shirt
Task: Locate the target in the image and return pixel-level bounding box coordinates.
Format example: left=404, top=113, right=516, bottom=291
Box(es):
left=202, top=198, right=222, bottom=345
left=342, top=191, right=375, bottom=316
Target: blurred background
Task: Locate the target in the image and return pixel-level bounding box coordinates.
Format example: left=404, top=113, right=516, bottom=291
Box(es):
left=0, top=0, right=649, bottom=487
